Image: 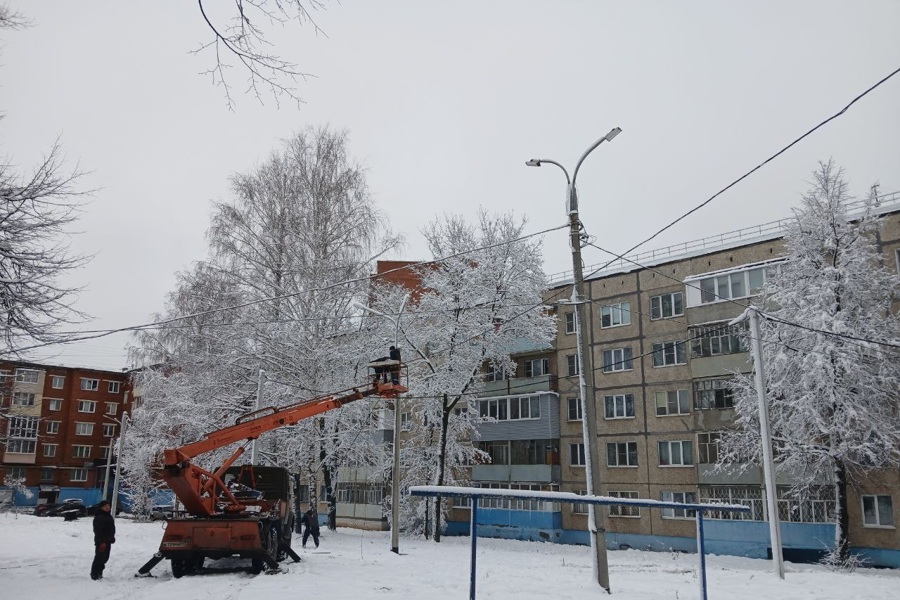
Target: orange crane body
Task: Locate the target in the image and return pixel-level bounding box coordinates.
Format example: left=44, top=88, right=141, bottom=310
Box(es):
left=137, top=371, right=406, bottom=577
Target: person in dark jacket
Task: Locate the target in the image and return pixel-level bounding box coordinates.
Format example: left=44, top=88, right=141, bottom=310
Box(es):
left=301, top=507, right=320, bottom=549
left=389, top=345, right=401, bottom=384
left=90, top=500, right=116, bottom=580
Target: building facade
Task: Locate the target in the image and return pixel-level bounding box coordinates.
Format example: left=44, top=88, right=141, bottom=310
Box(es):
left=451, top=193, right=900, bottom=566
left=0, top=362, right=134, bottom=507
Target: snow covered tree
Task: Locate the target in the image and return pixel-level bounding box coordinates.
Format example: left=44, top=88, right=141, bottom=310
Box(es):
left=371, top=210, right=555, bottom=540
left=719, top=161, right=900, bottom=565
left=128, top=126, right=400, bottom=522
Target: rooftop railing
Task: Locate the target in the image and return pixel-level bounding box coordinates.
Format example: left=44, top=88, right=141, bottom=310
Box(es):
left=548, top=190, right=900, bottom=284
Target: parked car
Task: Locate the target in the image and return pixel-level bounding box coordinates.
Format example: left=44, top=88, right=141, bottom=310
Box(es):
left=34, top=499, right=87, bottom=518
left=149, top=504, right=175, bottom=521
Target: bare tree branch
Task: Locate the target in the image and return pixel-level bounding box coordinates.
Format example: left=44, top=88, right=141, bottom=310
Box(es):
left=195, top=0, right=327, bottom=110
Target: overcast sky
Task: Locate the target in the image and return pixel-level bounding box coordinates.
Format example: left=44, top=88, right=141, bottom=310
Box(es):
left=2, top=1, right=898, bottom=371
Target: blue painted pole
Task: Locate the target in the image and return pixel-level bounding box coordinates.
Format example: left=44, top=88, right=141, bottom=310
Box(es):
left=697, top=510, right=708, bottom=600
left=470, top=496, right=479, bottom=600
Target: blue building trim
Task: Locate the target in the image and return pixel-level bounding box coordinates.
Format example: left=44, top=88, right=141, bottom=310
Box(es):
left=444, top=510, right=900, bottom=568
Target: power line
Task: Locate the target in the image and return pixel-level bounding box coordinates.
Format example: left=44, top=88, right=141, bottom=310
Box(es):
left=2, top=222, right=569, bottom=356
left=583, top=64, right=900, bottom=282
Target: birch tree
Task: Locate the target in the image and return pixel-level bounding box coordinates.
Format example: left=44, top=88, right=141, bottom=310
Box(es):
left=719, top=161, right=900, bottom=565
left=372, top=210, right=555, bottom=540
left=129, top=126, right=400, bottom=521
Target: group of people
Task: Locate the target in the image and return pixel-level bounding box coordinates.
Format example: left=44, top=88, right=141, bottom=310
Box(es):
left=88, top=500, right=326, bottom=579
left=87, top=345, right=406, bottom=580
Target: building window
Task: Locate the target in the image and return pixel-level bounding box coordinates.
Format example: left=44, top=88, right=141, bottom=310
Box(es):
left=661, top=491, right=697, bottom=519
left=652, top=341, right=686, bottom=367
left=15, top=368, right=39, bottom=384
left=572, top=490, right=588, bottom=514
left=566, top=354, right=579, bottom=376
left=695, top=379, right=734, bottom=410
left=700, top=486, right=764, bottom=521
left=567, top=397, right=582, bottom=421
left=564, top=312, right=576, bottom=334
left=698, top=267, right=766, bottom=304
left=48, top=398, right=63, bottom=411
left=80, top=378, right=99, bottom=391
left=602, top=348, right=633, bottom=373
left=7, top=417, right=38, bottom=454
left=658, top=440, right=693, bottom=466
left=46, top=421, right=60, bottom=435
left=569, top=443, right=586, bottom=466
left=608, top=491, right=640, bottom=517
left=75, top=422, right=94, bottom=436
left=108, top=381, right=121, bottom=394
left=896, top=249, right=900, bottom=275
left=650, top=292, right=684, bottom=320
left=690, top=322, right=748, bottom=358
left=604, top=394, right=635, bottom=419
left=43, top=444, right=57, bottom=458
left=12, top=392, right=35, bottom=406
left=73, top=445, right=92, bottom=459
left=400, top=412, right=411, bottom=432
left=7, top=466, right=26, bottom=480
left=862, top=495, right=894, bottom=528
left=51, top=375, right=65, bottom=389
left=40, top=467, right=54, bottom=481
left=6, top=439, right=36, bottom=453
left=655, top=390, right=691, bottom=416
left=478, top=395, right=540, bottom=421
left=105, top=402, right=117, bottom=415
left=698, top=432, right=721, bottom=463
left=777, top=486, right=835, bottom=523
left=70, top=469, right=88, bottom=482
left=101, top=446, right=111, bottom=459
left=77, top=400, right=96, bottom=413
left=485, top=364, right=506, bottom=382
left=601, top=302, right=631, bottom=328
left=606, top=442, right=638, bottom=467
left=525, top=358, right=550, bottom=378
left=7, top=416, right=38, bottom=438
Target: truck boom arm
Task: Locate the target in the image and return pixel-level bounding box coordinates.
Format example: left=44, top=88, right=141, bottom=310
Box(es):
left=161, top=378, right=405, bottom=517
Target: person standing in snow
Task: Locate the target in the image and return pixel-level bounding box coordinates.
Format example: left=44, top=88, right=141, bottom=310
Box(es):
left=301, top=507, right=321, bottom=549
left=90, top=500, right=116, bottom=580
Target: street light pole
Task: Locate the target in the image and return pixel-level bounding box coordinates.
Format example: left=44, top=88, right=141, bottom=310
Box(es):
left=353, top=295, right=410, bottom=554
left=110, top=412, right=129, bottom=516
left=527, top=127, right=621, bottom=593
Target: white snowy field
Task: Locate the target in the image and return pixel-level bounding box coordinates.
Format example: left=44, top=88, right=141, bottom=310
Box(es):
left=1, top=512, right=898, bottom=600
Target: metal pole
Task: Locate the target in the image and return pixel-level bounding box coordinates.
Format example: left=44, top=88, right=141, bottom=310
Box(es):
left=697, top=510, right=708, bottom=600
left=102, top=435, right=114, bottom=499
left=748, top=307, right=785, bottom=578
left=110, top=413, right=128, bottom=516
left=391, top=396, right=402, bottom=554
left=569, top=182, right=611, bottom=592
left=385, top=293, right=408, bottom=554
left=470, top=496, right=479, bottom=600
left=250, top=369, right=264, bottom=464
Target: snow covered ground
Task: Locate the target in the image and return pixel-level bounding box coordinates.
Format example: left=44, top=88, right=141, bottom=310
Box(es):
left=2, top=512, right=898, bottom=600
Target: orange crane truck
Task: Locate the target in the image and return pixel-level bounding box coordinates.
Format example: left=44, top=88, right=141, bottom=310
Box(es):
left=136, top=365, right=405, bottom=578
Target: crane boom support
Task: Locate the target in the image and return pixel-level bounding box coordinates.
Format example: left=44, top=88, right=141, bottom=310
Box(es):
left=161, top=379, right=406, bottom=517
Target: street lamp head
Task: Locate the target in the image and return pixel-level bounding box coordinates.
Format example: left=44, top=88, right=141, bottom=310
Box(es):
left=604, top=127, right=622, bottom=142
left=525, top=159, right=542, bottom=167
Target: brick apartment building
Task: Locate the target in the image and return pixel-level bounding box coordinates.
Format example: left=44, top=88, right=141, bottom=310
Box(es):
left=0, top=362, right=133, bottom=506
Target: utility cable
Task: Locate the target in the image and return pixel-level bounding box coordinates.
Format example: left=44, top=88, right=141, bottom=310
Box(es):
left=582, top=64, right=900, bottom=282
